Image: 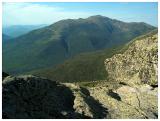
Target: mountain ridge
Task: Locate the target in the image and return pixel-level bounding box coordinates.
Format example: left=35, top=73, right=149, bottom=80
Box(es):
left=32, top=29, right=157, bottom=83
left=3, top=15, right=156, bottom=74
left=2, top=24, right=47, bottom=38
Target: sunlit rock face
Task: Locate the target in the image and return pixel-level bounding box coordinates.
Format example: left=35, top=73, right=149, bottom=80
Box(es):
left=105, top=31, right=158, bottom=86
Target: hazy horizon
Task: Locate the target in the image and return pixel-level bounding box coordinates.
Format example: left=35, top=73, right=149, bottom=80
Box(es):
left=3, top=2, right=158, bottom=27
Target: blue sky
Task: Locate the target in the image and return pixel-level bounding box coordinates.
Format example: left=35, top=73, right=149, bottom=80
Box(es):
left=3, top=2, right=158, bottom=27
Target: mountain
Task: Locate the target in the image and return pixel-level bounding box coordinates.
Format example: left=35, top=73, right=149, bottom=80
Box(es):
left=32, top=46, right=125, bottom=82
left=33, top=30, right=158, bottom=83
left=2, top=25, right=47, bottom=38
left=2, top=30, right=158, bottom=119
left=2, top=34, right=12, bottom=41
left=3, top=30, right=158, bottom=118
left=3, top=15, right=156, bottom=74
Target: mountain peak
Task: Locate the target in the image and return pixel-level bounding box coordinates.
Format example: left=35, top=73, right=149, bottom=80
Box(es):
left=87, top=15, right=110, bottom=20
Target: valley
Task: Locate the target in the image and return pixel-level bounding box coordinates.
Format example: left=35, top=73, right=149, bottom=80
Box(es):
left=2, top=29, right=158, bottom=119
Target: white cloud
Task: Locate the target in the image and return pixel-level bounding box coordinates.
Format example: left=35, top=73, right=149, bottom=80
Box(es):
left=2, top=3, right=92, bottom=26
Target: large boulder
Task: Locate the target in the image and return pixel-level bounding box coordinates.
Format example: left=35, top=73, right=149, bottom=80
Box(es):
left=2, top=75, right=86, bottom=119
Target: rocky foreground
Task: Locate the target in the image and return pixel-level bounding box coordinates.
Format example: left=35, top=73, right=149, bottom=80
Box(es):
left=2, top=31, right=158, bottom=119
left=2, top=74, right=158, bottom=119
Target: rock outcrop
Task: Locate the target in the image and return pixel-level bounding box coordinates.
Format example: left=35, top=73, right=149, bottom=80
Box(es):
left=2, top=74, right=158, bottom=119
left=105, top=31, right=158, bottom=86
left=89, top=84, right=157, bottom=118
left=2, top=75, right=88, bottom=119
left=102, top=30, right=158, bottom=118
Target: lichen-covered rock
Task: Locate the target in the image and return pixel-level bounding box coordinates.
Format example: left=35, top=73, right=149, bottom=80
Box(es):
left=63, top=83, right=93, bottom=118
left=116, top=85, right=158, bottom=118
left=102, top=31, right=158, bottom=118
left=64, top=83, right=110, bottom=119
left=89, top=83, right=158, bottom=119
left=105, top=31, right=158, bottom=86
left=64, top=82, right=158, bottom=119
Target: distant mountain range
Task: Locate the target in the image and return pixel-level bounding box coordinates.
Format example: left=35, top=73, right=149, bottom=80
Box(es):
left=3, top=15, right=156, bottom=74
left=2, top=34, right=12, bottom=41
left=2, top=25, right=47, bottom=38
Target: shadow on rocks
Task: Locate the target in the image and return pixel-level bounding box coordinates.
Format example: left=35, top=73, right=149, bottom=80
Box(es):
left=2, top=75, right=88, bottom=119
left=80, top=87, right=110, bottom=119
left=2, top=72, right=9, bottom=80
left=107, top=89, right=121, bottom=101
